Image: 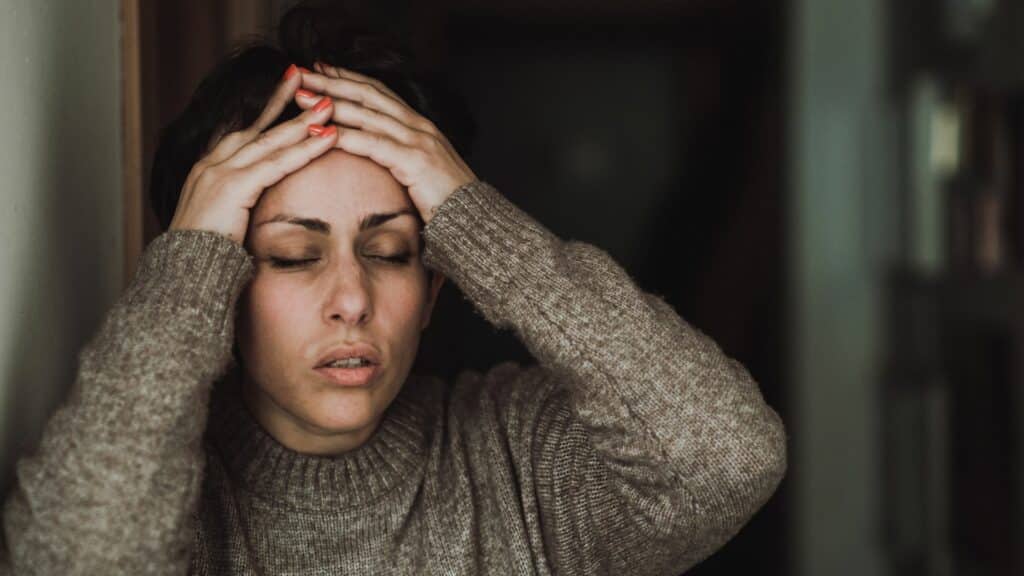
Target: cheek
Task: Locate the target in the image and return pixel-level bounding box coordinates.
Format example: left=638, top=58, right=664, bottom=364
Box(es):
left=370, top=274, right=429, bottom=339
left=364, top=264, right=423, bottom=332
left=238, top=276, right=314, bottom=374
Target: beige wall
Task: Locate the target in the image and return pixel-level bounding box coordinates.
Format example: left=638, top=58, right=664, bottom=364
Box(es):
left=0, top=0, right=123, bottom=496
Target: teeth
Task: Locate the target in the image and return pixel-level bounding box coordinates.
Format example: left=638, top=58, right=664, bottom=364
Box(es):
left=325, top=357, right=370, bottom=368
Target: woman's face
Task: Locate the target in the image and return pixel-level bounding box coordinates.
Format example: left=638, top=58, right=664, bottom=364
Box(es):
left=235, top=149, right=445, bottom=455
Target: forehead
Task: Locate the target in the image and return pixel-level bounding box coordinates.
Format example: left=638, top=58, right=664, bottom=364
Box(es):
left=252, top=149, right=411, bottom=222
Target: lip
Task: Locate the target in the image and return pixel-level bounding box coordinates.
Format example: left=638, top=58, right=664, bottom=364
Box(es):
left=314, top=342, right=382, bottom=368
left=315, top=364, right=379, bottom=387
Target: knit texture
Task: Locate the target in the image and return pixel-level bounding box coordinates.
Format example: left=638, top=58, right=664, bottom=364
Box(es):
left=1, top=180, right=787, bottom=575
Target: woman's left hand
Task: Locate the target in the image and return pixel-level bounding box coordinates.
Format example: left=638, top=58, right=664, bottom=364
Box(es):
left=293, top=62, right=478, bottom=225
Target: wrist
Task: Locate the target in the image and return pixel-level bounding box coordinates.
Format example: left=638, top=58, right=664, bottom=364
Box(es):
left=421, top=177, right=478, bottom=226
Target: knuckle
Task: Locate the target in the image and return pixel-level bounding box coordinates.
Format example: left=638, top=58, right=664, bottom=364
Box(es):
left=223, top=130, right=248, bottom=147
left=252, top=131, right=274, bottom=149
left=412, top=132, right=434, bottom=149
left=417, top=118, right=439, bottom=135
left=212, top=130, right=245, bottom=154
left=209, top=163, right=231, bottom=179
left=190, top=159, right=210, bottom=176
left=267, top=148, right=298, bottom=171
left=205, top=134, right=226, bottom=153
left=334, top=99, right=355, bottom=117
left=368, top=109, right=388, bottom=129
left=304, top=135, right=327, bottom=151
left=195, top=168, right=219, bottom=190
left=352, top=107, right=371, bottom=128
left=262, top=148, right=285, bottom=165
left=356, top=85, right=373, bottom=105
left=420, top=134, right=442, bottom=153
left=242, top=126, right=263, bottom=142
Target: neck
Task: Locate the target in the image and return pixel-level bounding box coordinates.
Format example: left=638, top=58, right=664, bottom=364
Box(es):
left=205, top=366, right=439, bottom=511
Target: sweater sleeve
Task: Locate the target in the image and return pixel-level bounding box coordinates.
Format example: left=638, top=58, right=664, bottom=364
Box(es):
left=0, top=229, right=254, bottom=576
left=421, top=180, right=788, bottom=575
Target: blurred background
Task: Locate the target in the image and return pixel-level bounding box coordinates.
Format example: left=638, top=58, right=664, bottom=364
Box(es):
left=2, top=0, right=1022, bottom=574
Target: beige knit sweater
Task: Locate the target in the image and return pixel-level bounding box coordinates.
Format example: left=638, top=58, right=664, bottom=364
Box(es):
left=0, top=180, right=787, bottom=575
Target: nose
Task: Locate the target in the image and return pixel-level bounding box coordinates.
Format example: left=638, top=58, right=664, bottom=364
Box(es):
left=322, top=258, right=372, bottom=326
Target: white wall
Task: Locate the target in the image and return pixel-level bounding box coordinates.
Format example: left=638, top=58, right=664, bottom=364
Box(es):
left=0, top=0, right=123, bottom=497
left=789, top=0, right=902, bottom=574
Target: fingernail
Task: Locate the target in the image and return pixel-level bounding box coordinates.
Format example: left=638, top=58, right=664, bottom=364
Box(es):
left=310, top=125, right=337, bottom=138
left=283, top=64, right=299, bottom=80
left=312, top=97, right=332, bottom=113
left=296, top=89, right=316, bottom=99
left=307, top=125, right=338, bottom=138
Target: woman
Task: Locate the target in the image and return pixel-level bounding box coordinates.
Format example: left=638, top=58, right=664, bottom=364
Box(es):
left=1, top=5, right=787, bottom=575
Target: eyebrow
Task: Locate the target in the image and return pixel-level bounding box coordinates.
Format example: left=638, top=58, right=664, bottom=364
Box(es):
left=254, top=208, right=418, bottom=234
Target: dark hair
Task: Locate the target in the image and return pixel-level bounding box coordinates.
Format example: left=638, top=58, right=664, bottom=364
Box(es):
left=148, top=0, right=475, bottom=233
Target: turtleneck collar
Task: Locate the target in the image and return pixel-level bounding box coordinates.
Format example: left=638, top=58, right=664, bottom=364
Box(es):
left=205, top=365, right=439, bottom=512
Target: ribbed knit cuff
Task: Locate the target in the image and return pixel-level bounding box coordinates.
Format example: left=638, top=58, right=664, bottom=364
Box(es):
left=420, top=181, right=557, bottom=322
left=122, top=229, right=255, bottom=334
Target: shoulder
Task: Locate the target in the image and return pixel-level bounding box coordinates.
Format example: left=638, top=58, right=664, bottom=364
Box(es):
left=440, top=361, right=571, bottom=445
left=447, top=360, right=560, bottom=408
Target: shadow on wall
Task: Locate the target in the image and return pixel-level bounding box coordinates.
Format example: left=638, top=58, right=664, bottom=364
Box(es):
left=0, top=0, right=123, bottom=499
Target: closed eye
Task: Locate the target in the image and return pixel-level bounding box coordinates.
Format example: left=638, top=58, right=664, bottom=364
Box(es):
left=268, top=254, right=411, bottom=268
left=370, top=253, right=411, bottom=264
left=268, top=257, right=318, bottom=269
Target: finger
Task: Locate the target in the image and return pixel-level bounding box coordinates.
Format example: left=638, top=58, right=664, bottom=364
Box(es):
left=223, top=96, right=334, bottom=168
left=313, top=61, right=409, bottom=106
left=240, top=126, right=340, bottom=197
left=295, top=90, right=426, bottom=147
left=332, top=128, right=420, bottom=177
left=251, top=65, right=306, bottom=133
left=299, top=70, right=427, bottom=132
left=300, top=70, right=440, bottom=136
left=205, top=65, right=304, bottom=164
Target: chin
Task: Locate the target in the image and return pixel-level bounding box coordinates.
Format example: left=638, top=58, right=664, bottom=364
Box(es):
left=306, top=393, right=379, bottom=433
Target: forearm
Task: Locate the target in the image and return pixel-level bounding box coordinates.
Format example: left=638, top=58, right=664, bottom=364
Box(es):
left=2, top=230, right=253, bottom=575
left=422, top=181, right=787, bottom=557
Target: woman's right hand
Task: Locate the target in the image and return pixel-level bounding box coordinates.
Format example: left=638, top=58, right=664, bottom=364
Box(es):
left=168, top=64, right=339, bottom=245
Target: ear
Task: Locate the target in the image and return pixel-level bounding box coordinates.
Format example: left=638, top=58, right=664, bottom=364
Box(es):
left=420, top=270, right=446, bottom=331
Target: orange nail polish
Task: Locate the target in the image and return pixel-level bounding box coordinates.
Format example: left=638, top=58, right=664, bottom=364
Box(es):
left=283, top=64, right=299, bottom=80
left=309, top=125, right=337, bottom=138
left=296, top=89, right=316, bottom=99
left=313, top=97, right=332, bottom=113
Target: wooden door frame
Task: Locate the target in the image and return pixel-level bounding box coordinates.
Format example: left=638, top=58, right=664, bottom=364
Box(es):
left=121, top=0, right=144, bottom=286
